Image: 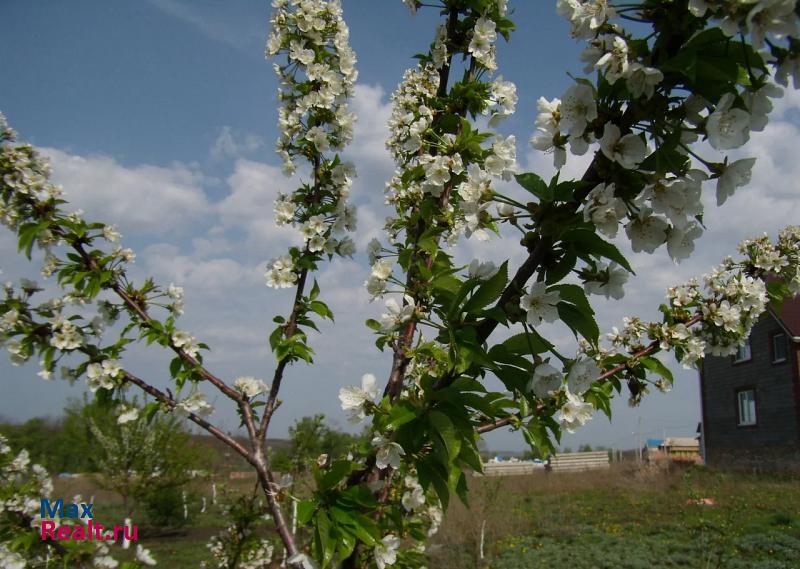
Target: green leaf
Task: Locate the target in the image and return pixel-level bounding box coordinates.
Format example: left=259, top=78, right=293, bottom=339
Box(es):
left=545, top=248, right=577, bottom=284
left=767, top=280, right=790, bottom=312
left=640, top=356, right=674, bottom=383
left=447, top=277, right=480, bottom=316
left=269, top=326, right=285, bottom=351
left=515, top=172, right=549, bottom=201
left=297, top=500, right=316, bottom=524
left=431, top=273, right=462, bottom=295
left=142, top=402, right=161, bottom=424
left=416, top=455, right=450, bottom=509
left=386, top=401, right=418, bottom=430
left=338, top=510, right=378, bottom=546
left=309, top=279, right=320, bottom=300
left=319, top=460, right=354, bottom=491
left=638, top=138, right=690, bottom=175
left=17, top=221, right=49, bottom=259
left=169, top=357, right=182, bottom=379
left=585, top=381, right=613, bottom=419
left=562, top=228, right=634, bottom=273
left=315, top=510, right=335, bottom=568
left=454, top=467, right=470, bottom=505
left=550, top=284, right=594, bottom=317
left=309, top=300, right=334, bottom=321
left=501, top=332, right=551, bottom=355
left=557, top=302, right=599, bottom=344
left=659, top=28, right=747, bottom=100
left=462, top=261, right=508, bottom=314
left=337, top=530, right=357, bottom=561
left=523, top=419, right=556, bottom=458
left=458, top=436, right=484, bottom=473
left=429, top=410, right=461, bottom=462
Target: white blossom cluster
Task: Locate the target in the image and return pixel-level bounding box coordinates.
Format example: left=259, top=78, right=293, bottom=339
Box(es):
left=385, top=64, right=441, bottom=166
left=265, top=254, right=299, bottom=289
left=265, top=0, right=359, bottom=287
left=469, top=15, right=499, bottom=71
left=379, top=7, right=519, bottom=305
left=205, top=525, right=274, bottom=569
left=520, top=282, right=560, bottom=326
left=1, top=280, right=123, bottom=383
left=0, top=435, right=155, bottom=567
left=528, top=356, right=601, bottom=432
left=203, top=536, right=274, bottom=569
left=267, top=0, right=357, bottom=171
left=527, top=228, right=800, bottom=430
left=602, top=227, right=800, bottom=378
left=0, top=114, right=63, bottom=231
left=374, top=534, right=400, bottom=569
left=165, top=282, right=184, bottom=316
left=530, top=83, right=597, bottom=170
left=687, top=0, right=799, bottom=49
left=0, top=114, right=141, bottom=282
left=0, top=273, right=204, bottom=396
left=583, top=261, right=628, bottom=300
left=401, top=475, right=426, bottom=512
left=2, top=115, right=203, bottom=392
left=372, top=435, right=405, bottom=470
left=378, top=294, right=416, bottom=333
left=233, top=375, right=269, bottom=399
left=338, top=372, right=379, bottom=423
left=176, top=391, right=214, bottom=417
left=86, top=359, right=123, bottom=392
left=529, top=0, right=798, bottom=275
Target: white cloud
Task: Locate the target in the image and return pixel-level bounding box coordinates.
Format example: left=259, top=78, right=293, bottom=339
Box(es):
left=211, top=126, right=264, bottom=160
left=215, top=159, right=302, bottom=250
left=140, top=243, right=263, bottom=297
left=144, top=0, right=264, bottom=54
left=43, top=148, right=211, bottom=235
left=349, top=84, right=394, bottom=168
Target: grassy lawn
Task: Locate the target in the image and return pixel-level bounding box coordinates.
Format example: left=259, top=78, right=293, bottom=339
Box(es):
left=53, top=466, right=800, bottom=568
left=429, top=465, right=800, bottom=569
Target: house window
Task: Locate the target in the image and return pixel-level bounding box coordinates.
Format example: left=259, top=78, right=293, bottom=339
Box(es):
left=737, top=389, right=757, bottom=426
left=734, top=340, right=751, bottom=363
left=772, top=333, right=787, bottom=363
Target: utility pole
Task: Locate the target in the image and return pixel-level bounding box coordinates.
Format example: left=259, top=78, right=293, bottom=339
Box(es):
left=637, top=417, right=643, bottom=465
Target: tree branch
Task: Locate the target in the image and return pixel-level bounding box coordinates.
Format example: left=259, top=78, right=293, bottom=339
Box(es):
left=474, top=314, right=704, bottom=435
left=120, top=370, right=253, bottom=464
left=67, top=239, right=244, bottom=404
left=258, top=153, right=321, bottom=444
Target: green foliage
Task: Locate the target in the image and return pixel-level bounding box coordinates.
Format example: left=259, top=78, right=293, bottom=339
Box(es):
left=204, top=490, right=277, bottom=569
left=142, top=486, right=191, bottom=529
left=0, top=415, right=86, bottom=473
left=271, top=414, right=364, bottom=475
left=84, top=397, right=207, bottom=517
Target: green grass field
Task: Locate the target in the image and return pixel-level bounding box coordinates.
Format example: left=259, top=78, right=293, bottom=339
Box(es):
left=430, top=465, right=800, bottom=569
left=54, top=465, right=800, bottom=568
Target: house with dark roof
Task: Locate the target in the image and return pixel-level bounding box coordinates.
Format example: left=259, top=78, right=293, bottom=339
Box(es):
left=699, top=296, right=800, bottom=471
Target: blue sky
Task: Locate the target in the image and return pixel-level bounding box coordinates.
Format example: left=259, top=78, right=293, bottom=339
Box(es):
left=2, top=0, right=799, bottom=453
left=1, top=1, right=581, bottom=168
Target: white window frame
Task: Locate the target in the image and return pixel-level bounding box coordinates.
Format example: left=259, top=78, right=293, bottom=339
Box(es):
left=772, top=333, right=787, bottom=363
left=734, top=339, right=752, bottom=363
left=737, top=389, right=757, bottom=427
